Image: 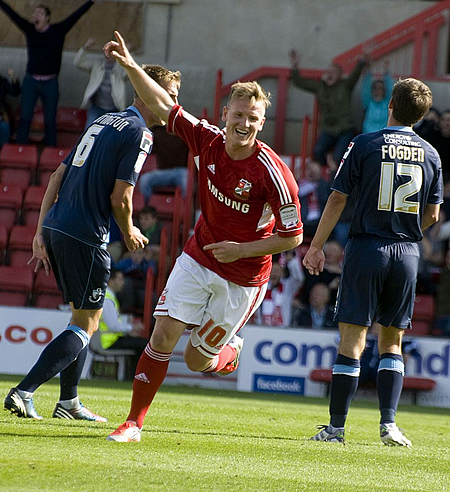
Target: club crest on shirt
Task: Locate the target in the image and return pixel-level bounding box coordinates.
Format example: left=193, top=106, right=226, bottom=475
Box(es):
left=88, top=288, right=103, bottom=303
left=233, top=179, right=252, bottom=200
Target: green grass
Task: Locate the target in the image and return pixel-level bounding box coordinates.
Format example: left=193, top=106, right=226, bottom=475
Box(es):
left=0, top=375, right=449, bottom=492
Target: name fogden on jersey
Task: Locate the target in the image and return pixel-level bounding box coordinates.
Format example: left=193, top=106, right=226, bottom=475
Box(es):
left=233, top=179, right=252, bottom=200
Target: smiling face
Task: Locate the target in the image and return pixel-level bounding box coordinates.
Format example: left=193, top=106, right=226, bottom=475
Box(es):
left=222, top=96, right=266, bottom=159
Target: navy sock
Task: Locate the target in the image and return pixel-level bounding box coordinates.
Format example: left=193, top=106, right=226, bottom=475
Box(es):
left=377, top=353, right=404, bottom=424
left=329, top=354, right=360, bottom=428
left=59, top=346, right=88, bottom=401
left=18, top=330, right=85, bottom=393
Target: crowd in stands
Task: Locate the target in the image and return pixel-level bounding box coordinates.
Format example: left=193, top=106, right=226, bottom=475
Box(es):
left=0, top=3, right=449, bottom=339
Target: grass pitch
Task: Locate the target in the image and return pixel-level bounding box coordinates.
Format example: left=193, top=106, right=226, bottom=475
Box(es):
left=0, top=375, right=449, bottom=492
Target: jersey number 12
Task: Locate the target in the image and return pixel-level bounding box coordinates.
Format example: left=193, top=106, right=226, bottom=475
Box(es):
left=378, top=162, right=423, bottom=214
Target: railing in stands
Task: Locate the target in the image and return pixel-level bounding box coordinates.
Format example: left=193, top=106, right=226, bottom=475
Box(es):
left=212, top=1, right=450, bottom=157
left=143, top=267, right=154, bottom=339
left=333, top=0, right=450, bottom=80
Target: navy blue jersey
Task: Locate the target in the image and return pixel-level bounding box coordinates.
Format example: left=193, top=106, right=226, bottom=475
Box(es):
left=43, top=107, right=152, bottom=247
left=332, top=127, right=443, bottom=241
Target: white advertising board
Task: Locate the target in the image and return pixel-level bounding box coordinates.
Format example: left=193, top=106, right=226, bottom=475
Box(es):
left=0, top=306, right=71, bottom=375
left=237, top=325, right=450, bottom=408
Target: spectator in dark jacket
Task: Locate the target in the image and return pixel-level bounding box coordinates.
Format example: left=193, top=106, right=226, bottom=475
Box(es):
left=0, top=69, right=20, bottom=148
left=0, top=0, right=96, bottom=145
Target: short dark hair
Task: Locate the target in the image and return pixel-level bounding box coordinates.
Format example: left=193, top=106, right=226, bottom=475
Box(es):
left=139, top=206, right=158, bottom=218
left=35, top=4, right=51, bottom=18
left=391, top=78, right=433, bottom=126
left=134, top=65, right=181, bottom=99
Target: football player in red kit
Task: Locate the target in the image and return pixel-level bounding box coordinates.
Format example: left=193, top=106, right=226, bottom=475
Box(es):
left=104, top=32, right=303, bottom=442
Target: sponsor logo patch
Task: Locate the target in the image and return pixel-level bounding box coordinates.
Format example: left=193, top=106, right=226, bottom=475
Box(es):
left=207, top=163, right=216, bottom=174
left=279, top=204, right=299, bottom=229
left=134, top=151, right=147, bottom=173
left=140, top=130, right=153, bottom=153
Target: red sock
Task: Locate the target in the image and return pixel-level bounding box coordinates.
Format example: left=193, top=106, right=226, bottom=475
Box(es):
left=210, top=345, right=236, bottom=373
left=127, top=343, right=171, bottom=428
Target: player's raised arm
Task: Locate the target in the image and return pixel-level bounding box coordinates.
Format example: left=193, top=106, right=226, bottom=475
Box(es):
left=104, top=31, right=175, bottom=124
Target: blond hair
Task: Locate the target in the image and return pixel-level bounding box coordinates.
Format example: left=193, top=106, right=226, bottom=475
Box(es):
left=228, top=81, right=271, bottom=109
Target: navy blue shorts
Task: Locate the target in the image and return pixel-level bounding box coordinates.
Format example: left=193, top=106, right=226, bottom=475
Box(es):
left=42, top=228, right=111, bottom=310
left=335, top=236, right=420, bottom=330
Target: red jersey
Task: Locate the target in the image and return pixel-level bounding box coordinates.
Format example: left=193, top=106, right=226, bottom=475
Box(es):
left=168, top=105, right=303, bottom=287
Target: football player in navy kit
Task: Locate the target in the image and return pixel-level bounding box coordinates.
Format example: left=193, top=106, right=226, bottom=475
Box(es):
left=303, top=78, right=442, bottom=446
left=4, top=65, right=181, bottom=422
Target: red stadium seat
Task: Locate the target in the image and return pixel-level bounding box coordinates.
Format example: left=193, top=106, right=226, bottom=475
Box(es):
left=0, top=224, right=7, bottom=263
left=0, top=265, right=33, bottom=306
left=0, top=168, right=32, bottom=190
left=413, top=294, right=435, bottom=322
left=132, top=190, right=146, bottom=217
left=33, top=269, right=63, bottom=308
left=141, top=153, right=158, bottom=174
left=22, top=186, right=45, bottom=226
left=0, top=144, right=38, bottom=169
left=9, top=224, right=35, bottom=250
left=39, top=147, right=71, bottom=170
left=0, top=183, right=23, bottom=232
left=34, top=269, right=59, bottom=294
left=56, top=107, right=86, bottom=132
left=8, top=225, right=35, bottom=268
left=37, top=147, right=71, bottom=185
left=409, top=320, right=431, bottom=337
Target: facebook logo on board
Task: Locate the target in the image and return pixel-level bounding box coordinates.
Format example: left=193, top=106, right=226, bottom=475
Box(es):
left=253, top=374, right=305, bottom=395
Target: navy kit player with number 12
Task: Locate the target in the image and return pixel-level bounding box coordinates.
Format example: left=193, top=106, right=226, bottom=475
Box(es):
left=303, top=78, right=442, bottom=446
left=4, top=65, right=181, bottom=422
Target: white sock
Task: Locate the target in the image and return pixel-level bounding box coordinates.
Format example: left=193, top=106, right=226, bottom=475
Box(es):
left=59, top=397, right=80, bottom=410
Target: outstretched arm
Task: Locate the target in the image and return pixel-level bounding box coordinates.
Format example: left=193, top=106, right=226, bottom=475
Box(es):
left=104, top=31, right=175, bottom=123
left=0, top=0, right=31, bottom=31
left=58, top=0, right=95, bottom=33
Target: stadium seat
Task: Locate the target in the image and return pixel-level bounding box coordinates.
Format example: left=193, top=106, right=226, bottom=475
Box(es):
left=56, top=107, right=87, bottom=132
left=0, top=183, right=23, bottom=232
left=0, top=265, right=33, bottom=306
left=413, top=294, right=435, bottom=322
left=22, top=186, right=46, bottom=227
left=0, top=144, right=38, bottom=190
left=0, top=168, right=32, bottom=190
left=0, top=224, right=7, bottom=264
left=0, top=143, right=38, bottom=169
left=7, top=225, right=35, bottom=269
left=141, top=153, right=158, bottom=174
left=132, top=190, right=146, bottom=217
left=37, top=147, right=71, bottom=186
left=55, top=107, right=86, bottom=148
left=409, top=320, right=431, bottom=337
left=33, top=269, right=63, bottom=309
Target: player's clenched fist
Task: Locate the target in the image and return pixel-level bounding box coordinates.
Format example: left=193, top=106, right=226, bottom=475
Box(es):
left=302, top=245, right=325, bottom=276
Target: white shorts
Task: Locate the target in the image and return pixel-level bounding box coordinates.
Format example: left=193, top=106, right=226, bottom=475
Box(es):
left=154, top=253, right=267, bottom=357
